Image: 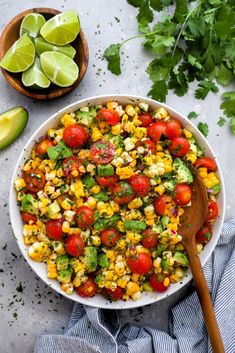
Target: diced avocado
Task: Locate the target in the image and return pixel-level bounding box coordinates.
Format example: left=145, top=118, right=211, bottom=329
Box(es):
left=161, top=216, right=169, bottom=229
left=56, top=255, right=69, bottom=270
left=173, top=158, right=193, bottom=184
left=173, top=251, right=189, bottom=267
left=107, top=134, right=124, bottom=148
left=75, top=109, right=96, bottom=127
left=95, top=274, right=105, bottom=287
left=124, top=220, right=146, bottom=232
left=161, top=258, right=172, bottom=273
left=97, top=164, right=114, bottom=177
left=84, top=246, right=97, bottom=272
left=210, top=184, right=221, bottom=194
left=152, top=222, right=163, bottom=234
left=93, top=191, right=109, bottom=202
left=188, top=138, right=204, bottom=157
left=0, top=106, right=28, bottom=150
left=162, top=180, right=176, bottom=192
left=21, top=194, right=38, bottom=215
left=98, top=254, right=109, bottom=268
left=57, top=268, right=73, bottom=284
left=156, top=244, right=168, bottom=256
left=47, top=141, right=72, bottom=161
left=82, top=175, right=96, bottom=189
left=47, top=202, right=60, bottom=219
left=142, top=281, right=153, bottom=292
left=94, top=215, right=120, bottom=231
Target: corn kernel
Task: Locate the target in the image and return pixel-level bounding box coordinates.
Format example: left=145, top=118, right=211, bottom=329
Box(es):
left=62, top=221, right=70, bottom=233
left=115, top=262, right=126, bottom=276
left=91, top=127, right=103, bottom=142
left=125, top=104, right=136, bottom=117
left=106, top=101, right=118, bottom=110
left=163, top=277, right=170, bottom=287
left=131, top=273, right=140, bottom=283
left=14, top=178, right=26, bottom=191
left=126, top=282, right=140, bottom=295
left=91, top=235, right=101, bottom=246
left=154, top=185, right=165, bottom=195
left=128, top=197, right=143, bottom=210
left=61, top=283, right=74, bottom=294
left=91, top=185, right=100, bottom=194
left=111, top=124, right=121, bottom=135
left=196, top=243, right=203, bottom=253
left=183, top=129, right=193, bottom=139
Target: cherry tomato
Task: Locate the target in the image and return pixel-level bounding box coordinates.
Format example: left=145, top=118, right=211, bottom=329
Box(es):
left=138, top=113, right=154, bottom=127
left=103, top=287, right=124, bottom=301
left=153, top=195, right=171, bottom=216
left=135, top=139, right=156, bottom=155
left=112, top=182, right=134, bottom=205
left=174, top=184, right=192, bottom=206
left=196, top=223, right=212, bottom=245
left=129, top=174, right=151, bottom=197
left=66, top=233, right=85, bottom=257
left=169, top=137, right=190, bottom=157
left=206, top=200, right=219, bottom=222
left=96, top=175, right=119, bottom=187
left=147, top=121, right=166, bottom=143
left=45, top=218, right=64, bottom=240
left=150, top=274, right=170, bottom=292
left=194, top=157, right=217, bottom=171
left=62, top=155, right=83, bottom=178
left=76, top=206, right=94, bottom=228
left=35, top=138, right=54, bottom=156
left=63, top=124, right=88, bottom=149
left=76, top=277, right=98, bottom=297
left=96, top=108, right=120, bottom=125
left=127, top=253, right=152, bottom=275
left=23, top=169, right=46, bottom=193
left=165, top=118, right=182, bottom=140
left=21, top=212, right=37, bottom=224
left=100, top=228, right=121, bottom=247
left=141, top=229, right=158, bottom=249
left=90, top=140, right=115, bottom=165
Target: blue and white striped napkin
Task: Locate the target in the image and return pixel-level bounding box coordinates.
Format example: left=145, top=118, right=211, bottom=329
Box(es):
left=34, top=219, right=235, bottom=353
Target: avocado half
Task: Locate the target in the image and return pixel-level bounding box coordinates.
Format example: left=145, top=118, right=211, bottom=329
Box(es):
left=0, top=106, right=28, bottom=150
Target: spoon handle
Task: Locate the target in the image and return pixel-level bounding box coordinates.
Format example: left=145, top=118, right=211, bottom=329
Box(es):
left=186, top=243, right=225, bottom=353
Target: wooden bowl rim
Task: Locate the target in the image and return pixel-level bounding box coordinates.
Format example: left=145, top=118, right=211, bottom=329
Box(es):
left=0, top=7, right=89, bottom=100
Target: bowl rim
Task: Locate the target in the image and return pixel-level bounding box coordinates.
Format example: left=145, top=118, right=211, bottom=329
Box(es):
left=9, top=94, right=226, bottom=309
left=0, top=7, right=89, bottom=100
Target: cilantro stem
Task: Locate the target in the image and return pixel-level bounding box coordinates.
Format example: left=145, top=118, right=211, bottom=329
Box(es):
left=120, top=29, right=160, bottom=48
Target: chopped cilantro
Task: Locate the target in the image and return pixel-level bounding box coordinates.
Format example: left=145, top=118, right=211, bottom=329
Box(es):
left=188, top=111, right=198, bottom=120
left=198, top=122, right=209, bottom=137
left=217, top=117, right=226, bottom=127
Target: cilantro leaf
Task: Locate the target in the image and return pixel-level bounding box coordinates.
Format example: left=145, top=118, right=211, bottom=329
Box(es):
left=173, top=0, right=188, bottom=23
left=188, top=111, right=198, bottom=120
left=147, top=57, right=170, bottom=82
left=150, top=0, right=163, bottom=11
left=220, top=92, right=235, bottom=118
left=195, top=80, right=219, bottom=100
left=198, top=122, right=209, bottom=137
left=103, top=44, right=121, bottom=75
left=230, top=117, right=235, bottom=135
left=217, top=117, right=226, bottom=127
left=187, top=54, right=203, bottom=71
left=168, top=65, right=188, bottom=97
left=216, top=64, right=234, bottom=86
left=127, top=0, right=142, bottom=7
left=148, top=80, right=168, bottom=102
left=201, top=43, right=224, bottom=73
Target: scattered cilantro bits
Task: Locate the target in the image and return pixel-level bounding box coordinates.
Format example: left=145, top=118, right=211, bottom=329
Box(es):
left=217, top=117, right=226, bottom=127
left=198, top=122, right=209, bottom=137
left=188, top=111, right=198, bottom=120
left=104, top=0, right=235, bottom=133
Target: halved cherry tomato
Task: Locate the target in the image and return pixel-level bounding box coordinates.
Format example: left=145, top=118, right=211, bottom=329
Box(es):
left=76, top=206, right=94, bottom=228
left=96, top=175, right=119, bottom=187
left=62, top=155, right=83, bottom=178
left=63, top=124, right=88, bottom=149
left=135, top=139, right=156, bottom=155
left=127, top=253, right=152, bottom=275
left=194, top=157, right=217, bottom=171
left=45, top=218, right=64, bottom=240
left=96, top=108, right=120, bottom=125
left=90, top=140, right=115, bottom=165
left=129, top=174, right=151, bottom=197
left=147, top=121, right=166, bottom=143
left=140, top=229, right=158, bottom=249
left=153, top=195, right=171, bottom=216
left=76, top=277, right=98, bottom=297
left=21, top=212, right=37, bottom=224
left=35, top=138, right=54, bottom=156
left=165, top=118, right=182, bottom=140
left=196, top=223, right=212, bottom=245
left=100, top=228, right=121, bottom=247
left=112, top=182, right=134, bottom=205
left=23, top=169, right=46, bottom=193
left=169, top=137, right=190, bottom=157
left=66, top=233, right=85, bottom=257
left=174, top=184, right=192, bottom=206
left=138, top=113, right=154, bottom=127
left=103, top=286, right=124, bottom=301
left=206, top=200, right=219, bottom=222
left=150, top=274, right=170, bottom=292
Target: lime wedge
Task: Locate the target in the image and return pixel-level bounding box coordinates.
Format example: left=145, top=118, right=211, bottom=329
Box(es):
left=40, top=10, right=80, bottom=46
left=20, top=13, right=46, bottom=39
left=22, top=57, right=50, bottom=89
left=40, top=51, right=79, bottom=87
left=35, top=37, right=76, bottom=59
left=0, top=34, right=35, bottom=73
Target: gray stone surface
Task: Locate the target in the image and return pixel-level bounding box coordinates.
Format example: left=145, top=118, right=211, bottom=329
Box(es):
left=0, top=1, right=234, bottom=352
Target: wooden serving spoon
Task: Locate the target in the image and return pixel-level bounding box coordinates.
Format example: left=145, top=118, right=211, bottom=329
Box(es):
left=178, top=172, right=225, bottom=353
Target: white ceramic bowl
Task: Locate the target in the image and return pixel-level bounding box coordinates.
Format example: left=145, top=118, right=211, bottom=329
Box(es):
left=9, top=94, right=225, bottom=309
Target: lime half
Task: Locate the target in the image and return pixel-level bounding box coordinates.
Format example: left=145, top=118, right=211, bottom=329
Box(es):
left=20, top=13, right=46, bottom=39
left=0, top=34, right=35, bottom=73
left=40, top=51, right=79, bottom=87
left=22, top=57, right=50, bottom=89
left=35, top=37, right=76, bottom=59
left=40, top=10, right=80, bottom=46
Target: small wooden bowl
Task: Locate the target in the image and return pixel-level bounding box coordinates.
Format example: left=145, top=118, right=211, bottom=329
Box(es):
left=0, top=8, right=89, bottom=100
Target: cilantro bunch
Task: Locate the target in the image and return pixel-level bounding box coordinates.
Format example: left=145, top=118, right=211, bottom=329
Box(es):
left=103, top=0, right=235, bottom=134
